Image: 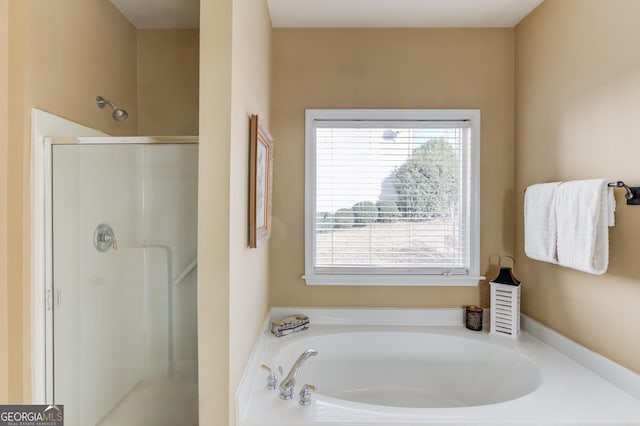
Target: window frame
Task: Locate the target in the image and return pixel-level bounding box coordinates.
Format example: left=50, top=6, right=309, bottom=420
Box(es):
left=304, top=109, right=483, bottom=286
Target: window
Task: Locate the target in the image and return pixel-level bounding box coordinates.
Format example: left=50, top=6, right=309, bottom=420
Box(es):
left=304, top=109, right=482, bottom=286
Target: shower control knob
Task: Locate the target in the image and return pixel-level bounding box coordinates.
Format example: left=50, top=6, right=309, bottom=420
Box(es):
left=93, top=223, right=117, bottom=252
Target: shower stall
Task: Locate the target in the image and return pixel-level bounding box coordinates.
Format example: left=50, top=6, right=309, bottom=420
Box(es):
left=44, top=134, right=198, bottom=425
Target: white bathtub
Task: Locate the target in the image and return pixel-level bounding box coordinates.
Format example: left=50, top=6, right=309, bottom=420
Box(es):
left=237, top=309, right=640, bottom=425
left=276, top=331, right=541, bottom=409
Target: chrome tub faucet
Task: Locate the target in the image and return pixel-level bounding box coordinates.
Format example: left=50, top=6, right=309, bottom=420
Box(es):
left=279, top=349, right=318, bottom=399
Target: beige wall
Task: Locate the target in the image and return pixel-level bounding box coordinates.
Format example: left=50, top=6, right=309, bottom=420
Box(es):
left=515, top=0, right=640, bottom=374
left=198, top=0, right=232, bottom=424
left=6, top=0, right=26, bottom=403
left=198, top=0, right=272, bottom=423
left=137, top=29, right=199, bottom=136
left=0, top=0, right=9, bottom=404
left=6, top=0, right=138, bottom=402
left=270, top=29, right=515, bottom=308
left=14, top=1, right=139, bottom=136
left=228, top=0, right=271, bottom=421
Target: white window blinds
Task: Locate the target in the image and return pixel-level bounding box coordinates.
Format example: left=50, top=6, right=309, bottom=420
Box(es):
left=304, top=110, right=481, bottom=286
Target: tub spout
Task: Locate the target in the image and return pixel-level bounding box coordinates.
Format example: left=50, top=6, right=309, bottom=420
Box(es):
left=279, top=349, right=318, bottom=399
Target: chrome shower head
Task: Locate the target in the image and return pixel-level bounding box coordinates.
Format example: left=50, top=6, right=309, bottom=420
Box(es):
left=96, top=96, right=129, bottom=122
left=111, top=107, right=128, bottom=122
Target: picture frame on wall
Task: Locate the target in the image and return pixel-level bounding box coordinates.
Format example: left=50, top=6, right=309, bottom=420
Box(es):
left=249, top=114, right=274, bottom=248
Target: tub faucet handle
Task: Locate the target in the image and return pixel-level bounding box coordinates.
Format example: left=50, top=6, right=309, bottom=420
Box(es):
left=260, top=364, right=278, bottom=390
left=299, top=384, right=316, bottom=406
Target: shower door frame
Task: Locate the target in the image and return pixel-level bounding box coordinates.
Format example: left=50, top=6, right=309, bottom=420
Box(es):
left=33, top=111, right=197, bottom=404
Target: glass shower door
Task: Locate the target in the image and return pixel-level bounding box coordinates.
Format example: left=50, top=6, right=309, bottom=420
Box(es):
left=51, top=142, right=198, bottom=426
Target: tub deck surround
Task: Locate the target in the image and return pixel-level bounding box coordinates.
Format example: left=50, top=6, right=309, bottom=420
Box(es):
left=236, top=309, right=640, bottom=426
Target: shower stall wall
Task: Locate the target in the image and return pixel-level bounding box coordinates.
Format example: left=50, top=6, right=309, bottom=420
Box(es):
left=48, top=138, right=198, bottom=426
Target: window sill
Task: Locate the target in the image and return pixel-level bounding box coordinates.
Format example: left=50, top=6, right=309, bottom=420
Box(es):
left=302, top=274, right=485, bottom=286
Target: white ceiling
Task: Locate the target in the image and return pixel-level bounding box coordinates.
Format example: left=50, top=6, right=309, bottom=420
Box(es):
left=110, top=0, right=200, bottom=29
left=111, top=0, right=543, bottom=30
left=268, top=0, right=544, bottom=28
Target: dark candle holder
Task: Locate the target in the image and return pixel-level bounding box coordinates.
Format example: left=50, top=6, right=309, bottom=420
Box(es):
left=465, top=305, right=483, bottom=331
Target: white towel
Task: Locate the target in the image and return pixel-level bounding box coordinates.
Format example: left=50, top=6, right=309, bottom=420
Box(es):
left=524, top=182, right=561, bottom=264
left=608, top=187, right=616, bottom=227
left=555, top=179, right=615, bottom=275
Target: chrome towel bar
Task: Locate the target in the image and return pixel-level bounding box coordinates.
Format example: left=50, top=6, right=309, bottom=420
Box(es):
left=525, top=181, right=640, bottom=205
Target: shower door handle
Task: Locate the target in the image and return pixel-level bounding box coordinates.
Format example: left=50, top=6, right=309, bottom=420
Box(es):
left=46, top=289, right=52, bottom=311
left=47, top=289, right=62, bottom=310
left=54, top=289, right=62, bottom=308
